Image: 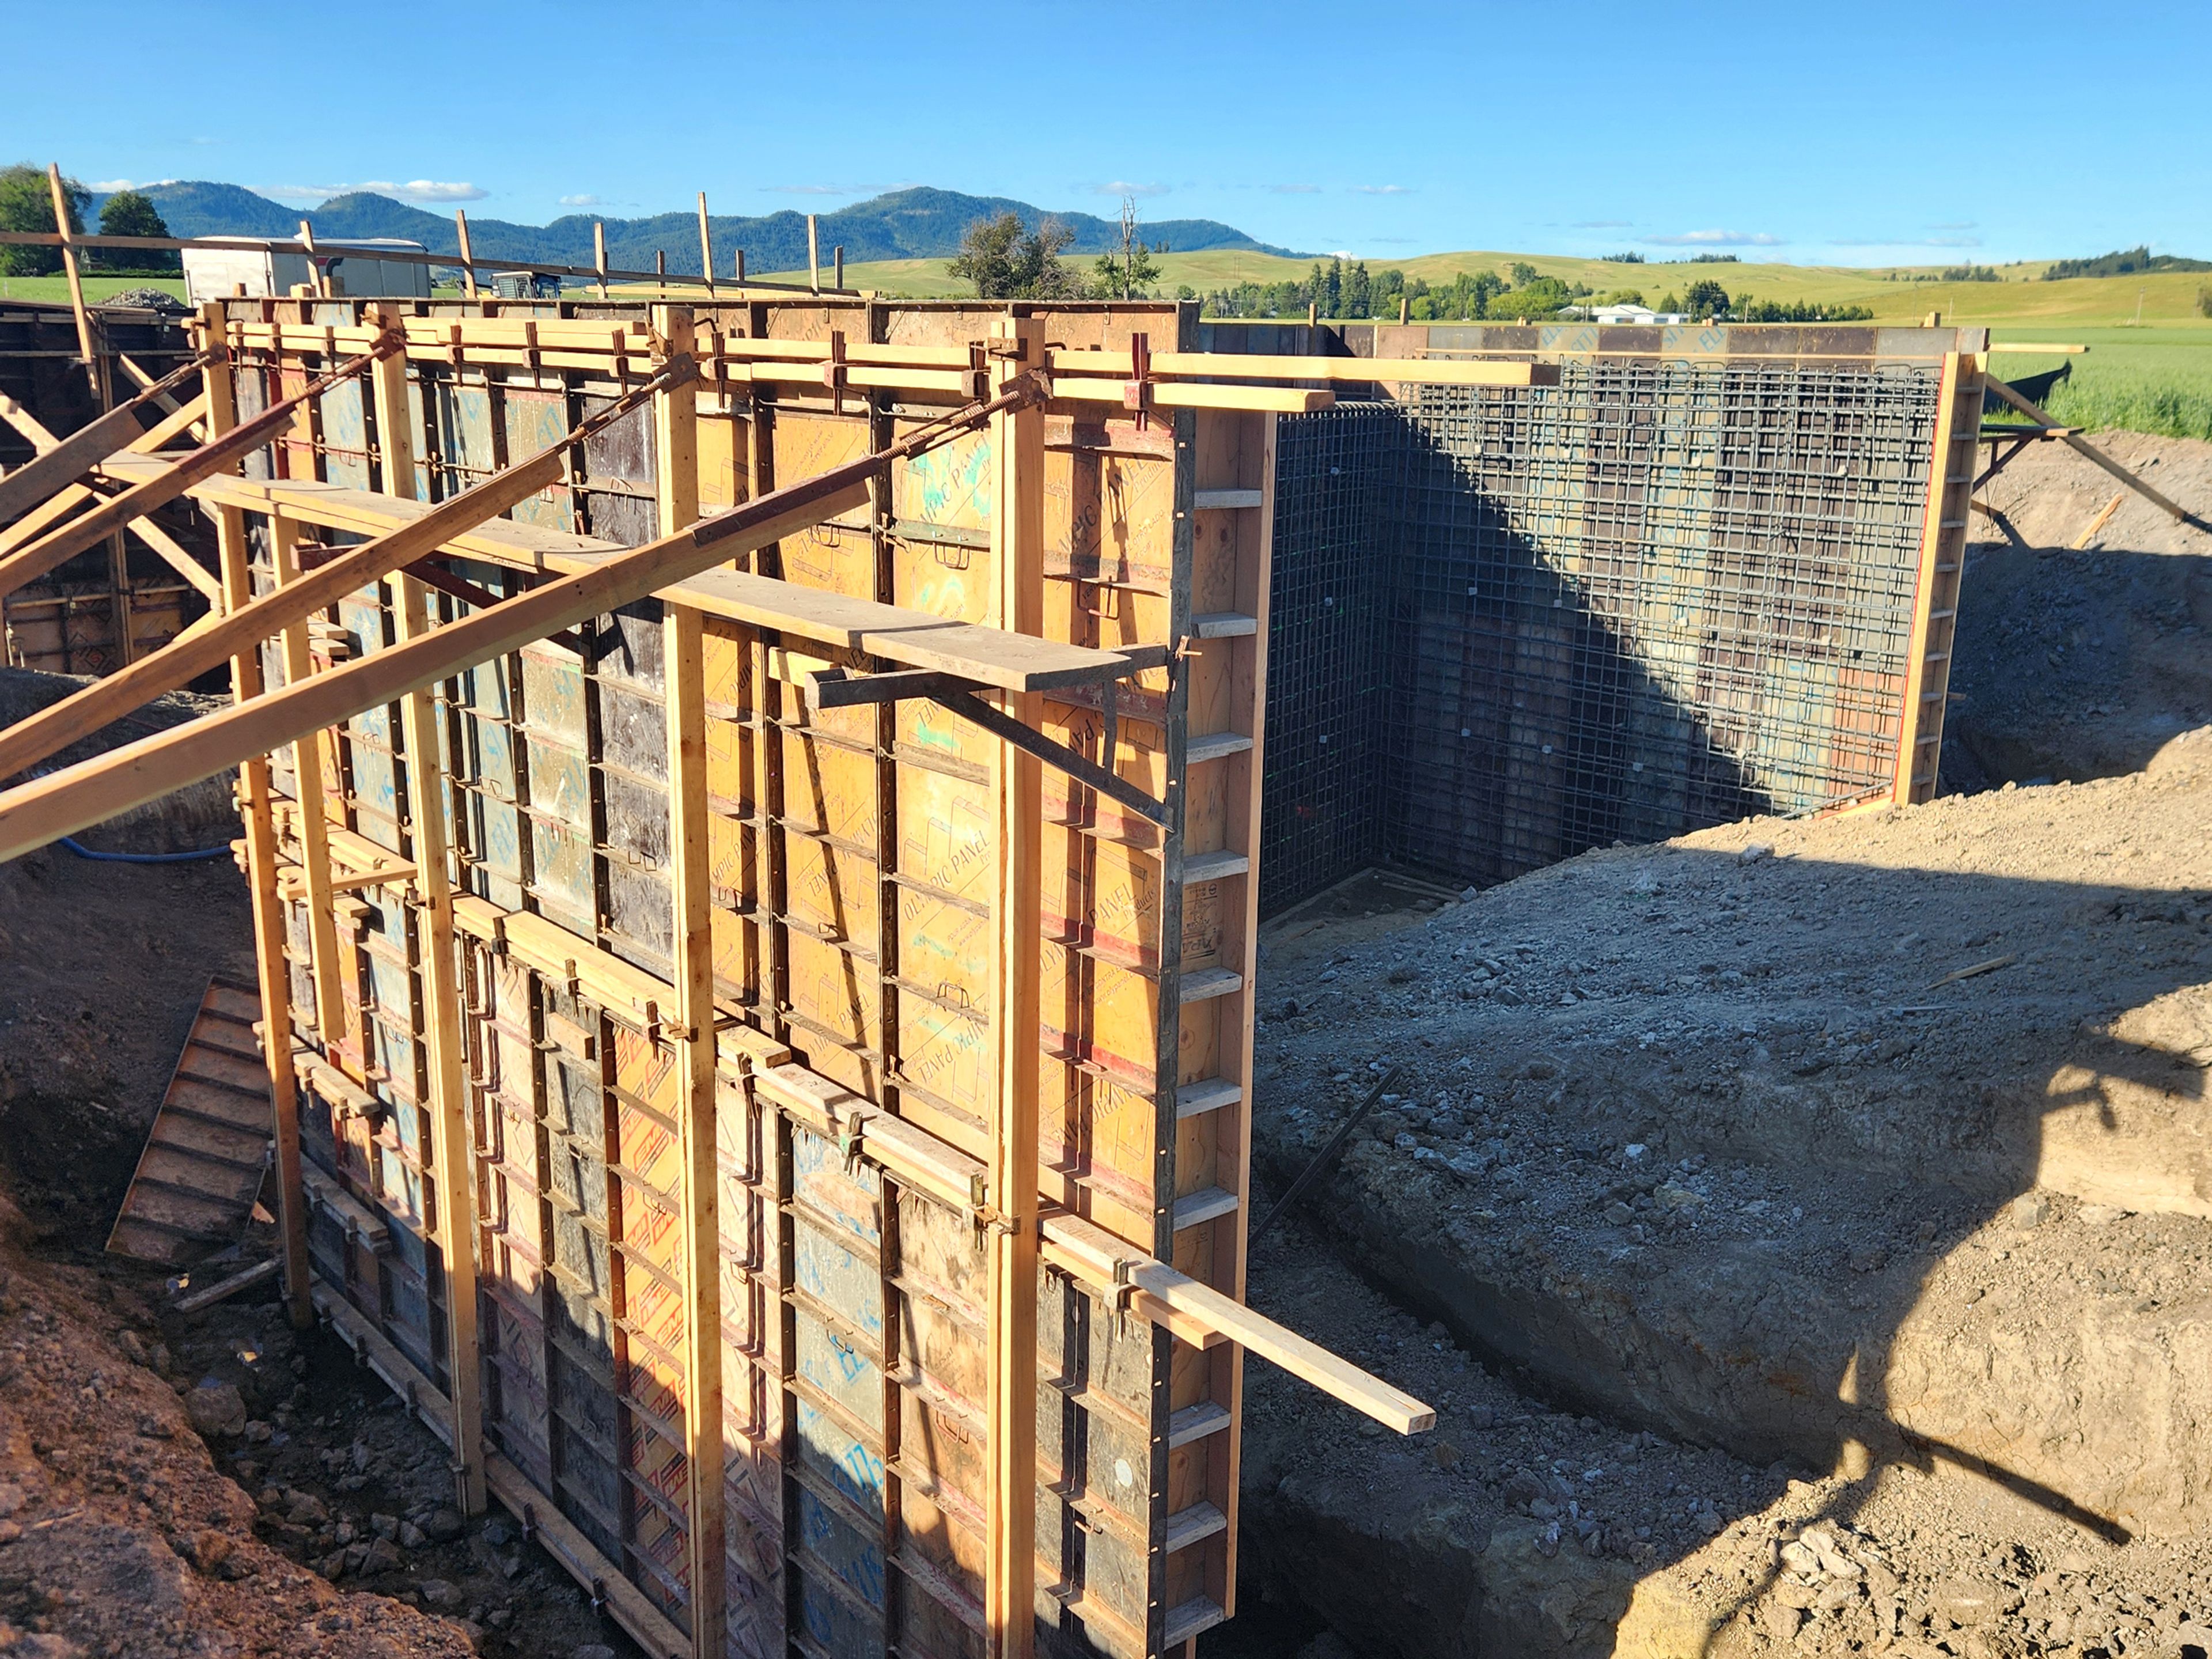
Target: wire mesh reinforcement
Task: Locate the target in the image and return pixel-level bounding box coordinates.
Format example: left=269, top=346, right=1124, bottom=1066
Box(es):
left=1261, top=359, right=1941, bottom=912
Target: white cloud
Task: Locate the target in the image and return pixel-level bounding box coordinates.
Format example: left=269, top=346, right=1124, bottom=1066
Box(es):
left=90, top=179, right=140, bottom=192
left=260, top=179, right=486, bottom=203
left=1351, top=184, right=1412, bottom=195
left=1270, top=183, right=1322, bottom=195
left=1094, top=180, right=1169, bottom=198
left=558, top=194, right=601, bottom=207
left=1646, top=228, right=1784, bottom=247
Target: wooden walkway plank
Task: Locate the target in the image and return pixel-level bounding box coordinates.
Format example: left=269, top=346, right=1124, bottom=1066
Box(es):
left=107, top=975, right=273, bottom=1267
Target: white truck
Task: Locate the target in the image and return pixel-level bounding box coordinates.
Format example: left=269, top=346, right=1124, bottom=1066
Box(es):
left=181, top=237, right=433, bottom=304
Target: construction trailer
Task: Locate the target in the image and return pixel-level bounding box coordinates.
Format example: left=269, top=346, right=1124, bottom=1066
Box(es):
left=0, top=282, right=2001, bottom=1658
left=0, top=294, right=1515, bottom=1659
left=181, top=237, right=436, bottom=305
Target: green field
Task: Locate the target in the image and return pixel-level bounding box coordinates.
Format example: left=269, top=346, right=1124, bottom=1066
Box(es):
left=0, top=273, right=188, bottom=305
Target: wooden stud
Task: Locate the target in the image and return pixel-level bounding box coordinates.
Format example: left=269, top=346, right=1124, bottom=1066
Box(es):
left=695, top=194, right=715, bottom=296
left=370, top=302, right=487, bottom=1516
left=270, top=511, right=345, bottom=1051
left=454, top=211, right=479, bottom=300
left=594, top=223, right=608, bottom=300
left=653, top=305, right=728, bottom=1659
left=1894, top=351, right=1968, bottom=806
left=45, top=165, right=96, bottom=368
left=0, top=337, right=399, bottom=601
left=198, top=301, right=313, bottom=1330
left=984, top=313, right=1044, bottom=1659
left=806, top=216, right=819, bottom=295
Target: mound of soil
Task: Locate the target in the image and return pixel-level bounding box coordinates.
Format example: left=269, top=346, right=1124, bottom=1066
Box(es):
left=1222, top=728, right=2212, bottom=1654
left=1948, top=430, right=2212, bottom=791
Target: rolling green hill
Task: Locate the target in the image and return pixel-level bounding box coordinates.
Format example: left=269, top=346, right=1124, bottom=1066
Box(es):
left=83, top=183, right=1298, bottom=276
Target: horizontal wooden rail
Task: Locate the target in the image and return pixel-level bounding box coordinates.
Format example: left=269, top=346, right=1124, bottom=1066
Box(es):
left=0, top=332, right=402, bottom=600
left=0, top=229, right=858, bottom=298
left=0, top=352, right=207, bottom=524
left=0, top=379, right=1041, bottom=861
left=0, top=359, right=694, bottom=784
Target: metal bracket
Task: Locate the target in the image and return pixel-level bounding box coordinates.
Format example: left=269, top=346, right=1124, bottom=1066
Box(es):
left=806, top=670, right=1173, bottom=826
left=1122, top=331, right=1155, bottom=431
left=821, top=329, right=849, bottom=415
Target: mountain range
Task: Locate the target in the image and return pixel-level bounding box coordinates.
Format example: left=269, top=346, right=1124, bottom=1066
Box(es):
left=86, top=182, right=1301, bottom=274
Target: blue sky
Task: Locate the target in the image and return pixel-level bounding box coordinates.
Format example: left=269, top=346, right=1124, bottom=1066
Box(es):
left=7, top=0, right=2206, bottom=266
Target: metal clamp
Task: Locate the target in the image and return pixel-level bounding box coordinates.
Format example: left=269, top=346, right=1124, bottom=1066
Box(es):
left=1123, top=332, right=1155, bottom=431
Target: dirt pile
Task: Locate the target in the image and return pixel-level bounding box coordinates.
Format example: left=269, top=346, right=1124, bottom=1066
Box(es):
left=0, top=1191, right=474, bottom=1658
left=1946, top=429, right=2212, bottom=793
left=1224, top=726, right=2212, bottom=1654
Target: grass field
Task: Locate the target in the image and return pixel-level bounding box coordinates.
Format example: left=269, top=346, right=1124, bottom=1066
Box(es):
left=0, top=273, right=188, bottom=305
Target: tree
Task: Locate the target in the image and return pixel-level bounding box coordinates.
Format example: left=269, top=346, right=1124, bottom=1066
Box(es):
left=0, top=163, right=86, bottom=277
left=1092, top=196, right=1161, bottom=301
left=950, top=211, right=1081, bottom=300
left=1656, top=291, right=1683, bottom=315
left=1683, top=278, right=1731, bottom=320
left=1508, top=261, right=1541, bottom=287
left=95, top=188, right=180, bottom=273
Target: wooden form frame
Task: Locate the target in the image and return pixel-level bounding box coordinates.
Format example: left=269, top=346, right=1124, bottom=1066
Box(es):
left=1893, top=349, right=1987, bottom=805
left=0, top=297, right=1440, bottom=1659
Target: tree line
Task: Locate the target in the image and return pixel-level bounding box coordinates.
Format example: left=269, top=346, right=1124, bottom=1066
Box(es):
left=941, top=211, right=1874, bottom=324
left=0, top=165, right=180, bottom=276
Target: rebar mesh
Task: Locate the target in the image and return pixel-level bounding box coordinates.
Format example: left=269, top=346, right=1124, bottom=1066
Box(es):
left=1258, top=405, right=1400, bottom=913
left=1261, top=358, right=1941, bottom=911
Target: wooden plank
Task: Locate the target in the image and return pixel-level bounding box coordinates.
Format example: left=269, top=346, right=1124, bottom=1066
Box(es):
left=0, top=334, right=399, bottom=600
left=1039, top=1211, right=1434, bottom=1434
left=1048, top=378, right=1333, bottom=415
left=0, top=364, right=685, bottom=784
left=985, top=316, right=1043, bottom=1659
left=0, top=353, right=203, bottom=524
left=0, top=385, right=1033, bottom=862
left=654, top=305, right=727, bottom=1659
left=373, top=301, right=486, bottom=1516
left=1984, top=374, right=2199, bottom=524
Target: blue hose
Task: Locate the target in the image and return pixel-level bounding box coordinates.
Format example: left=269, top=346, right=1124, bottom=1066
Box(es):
left=58, top=835, right=233, bottom=864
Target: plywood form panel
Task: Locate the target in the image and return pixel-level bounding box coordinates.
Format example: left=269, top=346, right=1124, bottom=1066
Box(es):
left=222, top=298, right=1260, bottom=1659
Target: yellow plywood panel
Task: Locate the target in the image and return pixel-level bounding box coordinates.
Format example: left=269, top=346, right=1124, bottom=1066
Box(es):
left=897, top=890, right=991, bottom=1025
left=774, top=518, right=875, bottom=601
left=785, top=834, right=878, bottom=957
left=1044, top=443, right=1175, bottom=589
left=785, top=933, right=878, bottom=1054
left=1042, top=825, right=1160, bottom=971
left=697, top=414, right=748, bottom=510
left=770, top=409, right=871, bottom=522
left=778, top=728, right=877, bottom=847
left=895, top=764, right=994, bottom=910
left=891, top=529, right=994, bottom=624
left=895, top=426, right=994, bottom=532
left=1040, top=1056, right=1157, bottom=1226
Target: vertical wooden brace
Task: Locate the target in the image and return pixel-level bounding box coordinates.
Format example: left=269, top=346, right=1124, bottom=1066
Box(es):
left=985, top=313, right=1044, bottom=1659
left=199, top=302, right=313, bottom=1328
left=370, top=304, right=487, bottom=1514
left=654, top=305, right=728, bottom=1659
left=1894, top=351, right=1979, bottom=805
left=270, top=511, right=345, bottom=1046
